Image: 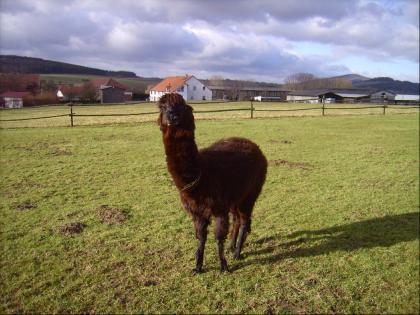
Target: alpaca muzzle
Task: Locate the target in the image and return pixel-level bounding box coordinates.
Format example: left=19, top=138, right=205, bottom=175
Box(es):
left=164, top=107, right=182, bottom=126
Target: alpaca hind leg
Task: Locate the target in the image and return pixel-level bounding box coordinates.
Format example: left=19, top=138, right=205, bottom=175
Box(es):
left=229, top=211, right=240, bottom=253
left=214, top=215, right=230, bottom=272
left=193, top=216, right=209, bottom=274
left=234, top=216, right=251, bottom=260
left=234, top=193, right=258, bottom=259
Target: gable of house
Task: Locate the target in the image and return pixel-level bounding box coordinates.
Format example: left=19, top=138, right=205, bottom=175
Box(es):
left=151, top=75, right=193, bottom=93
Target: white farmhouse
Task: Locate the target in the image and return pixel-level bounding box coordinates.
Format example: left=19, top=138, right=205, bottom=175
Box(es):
left=149, top=75, right=212, bottom=102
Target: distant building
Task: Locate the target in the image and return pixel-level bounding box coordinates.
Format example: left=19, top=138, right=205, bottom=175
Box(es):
left=56, top=78, right=130, bottom=103
left=149, top=75, right=212, bottom=101
left=287, top=90, right=325, bottom=103
left=367, top=91, right=419, bottom=104
left=209, top=86, right=288, bottom=101
left=0, top=91, right=29, bottom=108
left=321, top=91, right=371, bottom=103
left=287, top=89, right=372, bottom=103
left=90, top=78, right=128, bottom=104
left=394, top=94, right=419, bottom=104
left=369, top=90, right=397, bottom=103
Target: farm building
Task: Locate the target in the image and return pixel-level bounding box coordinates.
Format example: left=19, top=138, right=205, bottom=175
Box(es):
left=90, top=78, right=129, bottom=104
left=0, top=91, right=29, bottom=108
left=394, top=94, right=419, bottom=105
left=209, top=86, right=288, bottom=101
left=320, top=90, right=371, bottom=103
left=287, top=89, right=372, bottom=103
left=286, top=90, right=326, bottom=103
left=149, top=75, right=212, bottom=102
left=369, top=90, right=397, bottom=103
left=56, top=78, right=131, bottom=103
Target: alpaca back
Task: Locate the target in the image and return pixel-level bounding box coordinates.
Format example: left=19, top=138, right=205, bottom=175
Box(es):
left=197, top=137, right=267, bottom=207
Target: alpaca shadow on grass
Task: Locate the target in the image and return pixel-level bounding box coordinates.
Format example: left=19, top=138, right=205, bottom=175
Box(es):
left=232, top=212, right=419, bottom=271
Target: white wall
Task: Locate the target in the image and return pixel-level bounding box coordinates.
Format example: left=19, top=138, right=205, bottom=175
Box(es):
left=149, top=90, right=166, bottom=102
left=287, top=95, right=319, bottom=103
left=185, top=77, right=212, bottom=101
left=3, top=97, right=23, bottom=108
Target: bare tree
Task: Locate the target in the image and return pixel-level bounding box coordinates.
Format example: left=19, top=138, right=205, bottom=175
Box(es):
left=81, top=82, right=97, bottom=103
left=208, top=75, right=225, bottom=87
left=284, top=73, right=352, bottom=90
left=283, top=73, right=317, bottom=90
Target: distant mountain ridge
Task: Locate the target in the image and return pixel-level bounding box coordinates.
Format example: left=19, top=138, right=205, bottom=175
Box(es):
left=329, top=73, right=419, bottom=94
left=330, top=74, right=371, bottom=83
left=352, top=77, right=419, bottom=94
left=0, top=55, right=137, bottom=78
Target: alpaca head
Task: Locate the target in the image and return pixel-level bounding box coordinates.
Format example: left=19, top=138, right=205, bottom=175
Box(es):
left=157, top=93, right=195, bottom=131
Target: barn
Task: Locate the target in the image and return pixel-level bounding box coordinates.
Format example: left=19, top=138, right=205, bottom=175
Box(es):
left=90, top=78, right=129, bottom=104
left=320, top=90, right=371, bottom=103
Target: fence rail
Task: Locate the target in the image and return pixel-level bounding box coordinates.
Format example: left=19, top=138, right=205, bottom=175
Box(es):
left=0, top=114, right=69, bottom=122
left=0, top=101, right=418, bottom=127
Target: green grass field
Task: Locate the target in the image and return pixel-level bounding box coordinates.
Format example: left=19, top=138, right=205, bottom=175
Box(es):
left=1, top=114, right=418, bottom=313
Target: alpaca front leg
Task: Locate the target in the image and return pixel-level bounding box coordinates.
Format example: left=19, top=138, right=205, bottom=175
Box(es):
left=193, top=217, right=209, bottom=275
left=215, top=215, right=229, bottom=272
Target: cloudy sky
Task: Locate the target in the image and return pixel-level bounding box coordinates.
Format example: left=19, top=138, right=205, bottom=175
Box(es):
left=0, top=0, right=419, bottom=82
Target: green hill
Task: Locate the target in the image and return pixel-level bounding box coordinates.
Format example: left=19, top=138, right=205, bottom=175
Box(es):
left=0, top=55, right=137, bottom=78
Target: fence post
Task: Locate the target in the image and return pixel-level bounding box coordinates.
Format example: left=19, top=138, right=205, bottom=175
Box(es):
left=322, top=96, right=325, bottom=116
left=69, top=102, right=74, bottom=127
left=250, top=99, right=254, bottom=119
left=383, top=103, right=386, bottom=115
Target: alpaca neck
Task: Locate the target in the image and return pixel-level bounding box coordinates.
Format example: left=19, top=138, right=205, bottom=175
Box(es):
left=163, top=128, right=200, bottom=190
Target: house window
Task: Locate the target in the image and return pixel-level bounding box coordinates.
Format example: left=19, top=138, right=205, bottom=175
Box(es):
left=202, top=86, right=205, bottom=91
left=193, top=86, right=196, bottom=91
left=202, top=96, right=206, bottom=100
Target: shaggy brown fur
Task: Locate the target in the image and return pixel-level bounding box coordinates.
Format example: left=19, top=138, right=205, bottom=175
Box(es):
left=157, top=93, right=267, bottom=273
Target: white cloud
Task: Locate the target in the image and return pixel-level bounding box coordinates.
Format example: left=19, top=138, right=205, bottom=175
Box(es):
left=0, top=0, right=418, bottom=82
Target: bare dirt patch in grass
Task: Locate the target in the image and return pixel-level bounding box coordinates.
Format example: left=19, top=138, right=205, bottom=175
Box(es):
left=49, top=148, right=73, bottom=156
left=269, top=139, right=293, bottom=144
left=14, top=200, right=37, bottom=211
left=58, top=222, right=85, bottom=235
left=97, top=205, right=127, bottom=225
left=269, top=159, right=313, bottom=170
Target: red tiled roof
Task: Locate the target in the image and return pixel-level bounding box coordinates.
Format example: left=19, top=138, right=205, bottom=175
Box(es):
left=89, top=78, right=127, bottom=90
left=151, top=75, right=193, bottom=92
left=0, top=91, right=30, bottom=98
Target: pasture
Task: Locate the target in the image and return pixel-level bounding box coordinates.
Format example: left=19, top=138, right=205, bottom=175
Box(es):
left=0, top=113, right=418, bottom=313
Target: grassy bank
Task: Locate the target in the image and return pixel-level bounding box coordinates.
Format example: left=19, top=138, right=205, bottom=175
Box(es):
left=0, top=114, right=418, bottom=313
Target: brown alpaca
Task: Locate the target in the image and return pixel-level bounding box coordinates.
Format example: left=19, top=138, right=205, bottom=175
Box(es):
left=157, top=93, right=267, bottom=273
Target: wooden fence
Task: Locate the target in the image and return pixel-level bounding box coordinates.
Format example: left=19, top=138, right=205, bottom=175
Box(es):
left=0, top=100, right=419, bottom=128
